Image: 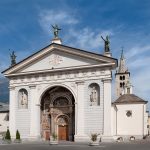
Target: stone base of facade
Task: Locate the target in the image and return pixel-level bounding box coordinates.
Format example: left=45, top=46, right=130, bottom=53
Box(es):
left=28, top=135, right=41, bottom=140
left=101, top=136, right=114, bottom=142
left=74, top=134, right=90, bottom=142
left=113, top=135, right=144, bottom=141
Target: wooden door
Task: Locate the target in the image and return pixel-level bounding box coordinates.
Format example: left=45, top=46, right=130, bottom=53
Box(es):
left=45, top=131, right=50, bottom=140
left=58, top=125, right=68, bottom=140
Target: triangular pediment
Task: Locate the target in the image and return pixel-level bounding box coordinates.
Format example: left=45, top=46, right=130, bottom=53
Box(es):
left=2, top=43, right=117, bottom=76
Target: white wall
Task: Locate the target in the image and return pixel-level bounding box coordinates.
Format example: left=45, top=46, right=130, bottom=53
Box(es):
left=111, top=106, right=116, bottom=136
left=113, top=103, right=147, bottom=138
left=0, top=112, right=9, bottom=133
left=12, top=86, right=31, bottom=139
left=84, top=80, right=104, bottom=135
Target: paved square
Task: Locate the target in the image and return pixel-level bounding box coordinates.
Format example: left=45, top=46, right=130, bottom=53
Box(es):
left=0, top=141, right=150, bottom=150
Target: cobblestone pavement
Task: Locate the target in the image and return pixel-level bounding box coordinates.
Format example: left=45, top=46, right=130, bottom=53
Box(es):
left=0, top=140, right=150, bottom=150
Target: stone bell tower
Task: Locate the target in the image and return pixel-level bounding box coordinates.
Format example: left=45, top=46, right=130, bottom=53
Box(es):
left=115, top=49, right=130, bottom=98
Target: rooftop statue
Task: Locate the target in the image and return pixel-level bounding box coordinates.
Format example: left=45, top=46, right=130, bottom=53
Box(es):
left=52, top=24, right=61, bottom=38
left=101, top=35, right=110, bottom=52
left=10, top=50, right=16, bottom=66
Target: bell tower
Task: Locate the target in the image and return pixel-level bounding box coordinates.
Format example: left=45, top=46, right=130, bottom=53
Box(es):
left=115, top=49, right=130, bottom=98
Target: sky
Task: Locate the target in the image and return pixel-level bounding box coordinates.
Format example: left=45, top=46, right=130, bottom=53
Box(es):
left=0, top=0, right=150, bottom=109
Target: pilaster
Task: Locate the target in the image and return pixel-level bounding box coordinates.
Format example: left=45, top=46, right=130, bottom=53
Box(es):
left=29, top=85, right=41, bottom=139
left=74, top=81, right=86, bottom=141
left=102, top=79, right=113, bottom=141
left=9, top=86, right=16, bottom=138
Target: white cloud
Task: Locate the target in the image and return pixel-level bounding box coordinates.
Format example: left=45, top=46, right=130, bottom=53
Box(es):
left=126, top=45, right=150, bottom=59
left=131, top=69, right=150, bottom=109
left=38, top=9, right=114, bottom=52
left=128, top=57, right=150, bottom=69
left=38, top=10, right=78, bottom=33
left=40, top=9, right=150, bottom=103
left=65, top=28, right=113, bottom=51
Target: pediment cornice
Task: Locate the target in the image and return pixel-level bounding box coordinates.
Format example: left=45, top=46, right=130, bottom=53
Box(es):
left=2, top=43, right=117, bottom=76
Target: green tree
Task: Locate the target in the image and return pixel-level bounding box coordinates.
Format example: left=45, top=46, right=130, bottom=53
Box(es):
left=16, top=130, right=20, bottom=140
left=5, top=128, right=11, bottom=140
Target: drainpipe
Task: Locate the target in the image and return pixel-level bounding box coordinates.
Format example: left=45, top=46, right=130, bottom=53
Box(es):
left=114, top=104, right=118, bottom=136
left=143, top=104, right=144, bottom=137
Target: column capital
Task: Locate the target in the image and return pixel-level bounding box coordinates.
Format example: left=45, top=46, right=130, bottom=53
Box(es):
left=9, top=86, right=15, bottom=90
left=75, top=80, right=84, bottom=85
left=102, top=78, right=112, bottom=83
left=29, top=85, right=36, bottom=89
left=35, top=104, right=41, bottom=106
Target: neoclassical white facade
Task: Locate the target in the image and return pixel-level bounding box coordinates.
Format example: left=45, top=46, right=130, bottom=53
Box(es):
left=2, top=39, right=148, bottom=142
left=2, top=39, right=118, bottom=141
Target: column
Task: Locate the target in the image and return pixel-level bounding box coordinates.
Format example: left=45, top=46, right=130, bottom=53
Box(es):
left=75, top=81, right=85, bottom=141
left=9, top=86, right=16, bottom=138
left=103, top=79, right=113, bottom=141
left=29, top=85, right=41, bottom=139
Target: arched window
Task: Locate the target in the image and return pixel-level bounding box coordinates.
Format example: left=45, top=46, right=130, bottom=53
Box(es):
left=18, top=89, right=28, bottom=109
left=120, top=82, right=122, bottom=87
left=89, top=83, right=100, bottom=106
left=123, top=82, right=125, bottom=87
left=120, top=76, right=122, bottom=80
left=53, top=97, right=69, bottom=107
left=123, top=76, right=125, bottom=80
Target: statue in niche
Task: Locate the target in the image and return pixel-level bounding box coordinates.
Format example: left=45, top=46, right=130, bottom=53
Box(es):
left=101, top=35, right=110, bottom=52
left=19, top=90, right=28, bottom=108
left=90, top=86, right=98, bottom=104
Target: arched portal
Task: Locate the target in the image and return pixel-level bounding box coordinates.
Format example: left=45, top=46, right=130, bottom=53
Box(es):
left=40, top=86, right=75, bottom=141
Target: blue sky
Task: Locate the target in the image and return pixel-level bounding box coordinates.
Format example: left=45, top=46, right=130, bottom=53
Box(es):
left=0, top=0, right=150, bottom=108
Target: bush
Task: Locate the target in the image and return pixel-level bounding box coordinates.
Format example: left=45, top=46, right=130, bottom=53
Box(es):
left=52, top=133, right=57, bottom=141
left=91, top=133, right=99, bottom=142
left=16, top=130, right=20, bottom=140
left=5, top=129, right=11, bottom=140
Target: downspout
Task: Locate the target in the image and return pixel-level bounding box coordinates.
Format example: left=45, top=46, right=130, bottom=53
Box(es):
left=143, top=104, right=144, bottom=137
left=114, top=104, right=118, bottom=136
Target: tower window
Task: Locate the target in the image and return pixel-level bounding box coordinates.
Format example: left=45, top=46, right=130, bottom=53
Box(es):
left=123, top=76, right=125, bottom=80
left=120, top=76, right=122, bottom=80
left=120, top=82, right=122, bottom=87
left=123, top=82, right=125, bottom=87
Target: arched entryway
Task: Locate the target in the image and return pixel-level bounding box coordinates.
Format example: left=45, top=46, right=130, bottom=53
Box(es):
left=40, top=86, right=75, bottom=141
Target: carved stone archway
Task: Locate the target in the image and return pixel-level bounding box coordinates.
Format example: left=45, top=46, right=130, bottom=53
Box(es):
left=40, top=86, right=75, bottom=141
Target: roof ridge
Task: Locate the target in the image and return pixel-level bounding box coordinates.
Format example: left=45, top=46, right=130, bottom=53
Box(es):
left=113, top=93, right=147, bottom=104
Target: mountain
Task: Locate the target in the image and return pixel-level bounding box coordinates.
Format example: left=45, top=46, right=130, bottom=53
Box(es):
left=0, top=77, right=9, bottom=103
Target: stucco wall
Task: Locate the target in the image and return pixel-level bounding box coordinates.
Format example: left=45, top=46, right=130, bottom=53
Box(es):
left=84, top=80, right=104, bottom=135
left=14, top=86, right=31, bottom=138
left=113, top=103, right=147, bottom=137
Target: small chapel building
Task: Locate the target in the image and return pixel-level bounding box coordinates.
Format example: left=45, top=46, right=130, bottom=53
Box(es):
left=112, top=50, right=148, bottom=140
left=2, top=29, right=148, bottom=142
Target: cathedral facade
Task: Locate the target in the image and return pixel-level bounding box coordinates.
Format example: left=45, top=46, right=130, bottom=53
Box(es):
left=2, top=36, right=118, bottom=141
left=2, top=34, right=148, bottom=142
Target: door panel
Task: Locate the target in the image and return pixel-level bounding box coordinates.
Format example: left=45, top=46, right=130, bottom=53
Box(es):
left=58, top=125, right=68, bottom=140
left=45, top=131, right=50, bottom=140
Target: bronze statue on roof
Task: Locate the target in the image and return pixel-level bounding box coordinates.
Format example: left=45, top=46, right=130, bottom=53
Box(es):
left=101, top=35, right=110, bottom=52
left=10, top=50, right=16, bottom=66
left=51, top=24, right=61, bottom=38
